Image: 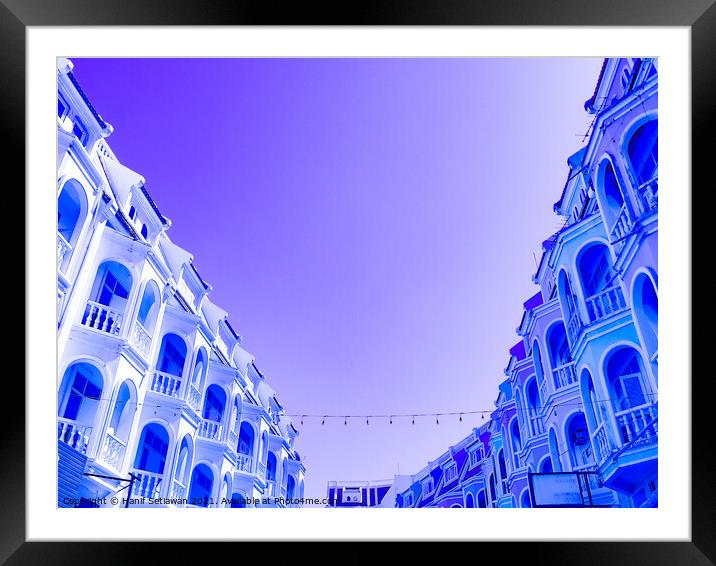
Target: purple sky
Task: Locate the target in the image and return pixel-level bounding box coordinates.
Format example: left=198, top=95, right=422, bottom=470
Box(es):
left=72, top=57, right=602, bottom=503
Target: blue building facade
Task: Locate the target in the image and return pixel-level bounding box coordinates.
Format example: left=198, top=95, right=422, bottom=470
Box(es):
left=56, top=58, right=306, bottom=508
left=397, top=57, right=658, bottom=509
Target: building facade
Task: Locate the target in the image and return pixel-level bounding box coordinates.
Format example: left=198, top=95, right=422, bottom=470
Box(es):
left=397, top=57, right=658, bottom=509
left=326, top=478, right=412, bottom=507
left=56, top=58, right=306, bottom=508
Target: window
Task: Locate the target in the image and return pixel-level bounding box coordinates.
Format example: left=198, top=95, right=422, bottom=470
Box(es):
left=72, top=117, right=88, bottom=145
left=470, top=446, right=484, bottom=467
left=627, top=121, right=658, bottom=188
left=404, top=493, right=413, bottom=507
left=97, top=270, right=130, bottom=307
left=444, top=462, right=458, bottom=483
left=188, top=464, right=213, bottom=506
left=141, top=225, right=148, bottom=239
left=133, top=423, right=169, bottom=474
left=422, top=477, right=434, bottom=495
left=58, top=95, right=68, bottom=119
left=128, top=206, right=137, bottom=220
left=156, top=334, right=187, bottom=377
left=62, top=368, right=102, bottom=421
left=202, top=385, right=226, bottom=423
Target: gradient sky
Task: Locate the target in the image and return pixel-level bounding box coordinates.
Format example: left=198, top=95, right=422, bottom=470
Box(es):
left=72, top=57, right=603, bottom=503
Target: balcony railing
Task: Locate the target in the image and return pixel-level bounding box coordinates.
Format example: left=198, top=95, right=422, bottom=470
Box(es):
left=129, top=321, right=152, bottom=359
left=198, top=419, right=222, bottom=441
left=528, top=413, right=545, bottom=437
left=539, top=378, right=550, bottom=404
left=637, top=175, right=658, bottom=214
left=257, top=460, right=267, bottom=478
left=150, top=371, right=182, bottom=398
left=237, top=453, right=253, bottom=473
left=99, top=431, right=127, bottom=470
left=58, top=418, right=92, bottom=454
left=592, top=421, right=612, bottom=463
left=566, top=308, right=582, bottom=344
left=615, top=402, right=658, bottom=446
left=609, top=204, right=634, bottom=243
left=187, top=385, right=202, bottom=412
left=81, top=301, right=123, bottom=335
left=585, top=284, right=626, bottom=323
left=171, top=479, right=187, bottom=501
left=227, top=430, right=238, bottom=452
left=129, top=470, right=163, bottom=499
left=57, top=233, right=72, bottom=271
left=552, top=361, right=576, bottom=390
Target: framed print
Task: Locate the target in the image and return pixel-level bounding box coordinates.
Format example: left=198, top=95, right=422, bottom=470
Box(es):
left=4, top=0, right=712, bottom=563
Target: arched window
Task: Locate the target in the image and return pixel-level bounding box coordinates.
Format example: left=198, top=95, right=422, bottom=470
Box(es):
left=548, top=428, right=563, bottom=472
left=497, top=450, right=508, bottom=494
left=606, top=347, right=649, bottom=413
left=488, top=474, right=497, bottom=504
left=287, top=475, right=297, bottom=500
left=108, top=381, right=135, bottom=443
left=509, top=418, right=522, bottom=469
left=539, top=456, right=553, bottom=473
left=83, top=261, right=133, bottom=334
left=230, top=492, right=247, bottom=508
left=202, top=385, right=226, bottom=423
left=577, top=244, right=623, bottom=322
left=266, top=452, right=277, bottom=482
left=191, top=349, right=206, bottom=388
left=188, top=464, right=214, bottom=507
left=133, top=423, right=169, bottom=474
left=627, top=121, right=658, bottom=188
left=465, top=493, right=475, bottom=508
left=260, top=431, right=269, bottom=464
left=141, top=225, right=148, bottom=239
left=532, top=341, right=545, bottom=386
left=520, top=490, right=532, bottom=508
left=57, top=179, right=86, bottom=248
left=558, top=270, right=581, bottom=342
left=238, top=422, right=255, bottom=457
left=136, top=281, right=160, bottom=336
left=477, top=489, right=487, bottom=508
left=632, top=274, right=658, bottom=378
left=525, top=378, right=543, bottom=436
left=565, top=412, right=593, bottom=469
left=546, top=322, right=572, bottom=389
left=174, top=437, right=191, bottom=484
left=58, top=363, right=103, bottom=424
left=156, top=334, right=187, bottom=377
left=596, top=158, right=627, bottom=228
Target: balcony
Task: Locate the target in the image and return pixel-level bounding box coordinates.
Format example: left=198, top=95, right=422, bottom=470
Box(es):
left=552, top=361, right=577, bottom=390
left=197, top=419, right=222, bottom=441
left=57, top=233, right=72, bottom=271
left=237, top=453, right=253, bottom=473
left=187, top=385, right=202, bottom=412
left=265, top=481, right=277, bottom=497
left=170, top=479, right=187, bottom=501
left=129, top=470, right=163, bottom=499
left=637, top=175, right=658, bottom=214
left=150, top=370, right=182, bottom=398
left=566, top=308, right=582, bottom=345
left=615, top=402, right=658, bottom=447
left=585, top=285, right=627, bottom=324
left=129, top=321, right=152, bottom=360
left=257, top=460, right=267, bottom=478
left=528, top=414, right=545, bottom=437
left=592, top=421, right=613, bottom=463
left=99, top=431, right=127, bottom=470
left=227, top=430, right=238, bottom=452
left=609, top=204, right=634, bottom=243
left=81, top=301, right=122, bottom=335
left=539, top=378, right=550, bottom=404
left=58, top=418, right=92, bottom=454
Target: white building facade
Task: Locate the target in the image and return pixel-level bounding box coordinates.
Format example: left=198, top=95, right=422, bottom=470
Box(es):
left=56, top=58, right=306, bottom=508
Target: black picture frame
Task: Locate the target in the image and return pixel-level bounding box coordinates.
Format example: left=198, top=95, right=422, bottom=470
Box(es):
left=3, top=1, right=711, bottom=563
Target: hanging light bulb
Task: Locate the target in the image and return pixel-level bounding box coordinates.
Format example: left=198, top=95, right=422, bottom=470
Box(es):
left=436, top=415, right=440, bottom=425
left=481, top=414, right=485, bottom=420
left=344, top=417, right=348, bottom=426
left=366, top=417, right=370, bottom=425
left=301, top=415, right=305, bottom=425
left=459, top=413, right=463, bottom=423
left=389, top=416, right=393, bottom=425
left=321, top=416, right=325, bottom=425
left=412, top=416, right=415, bottom=425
